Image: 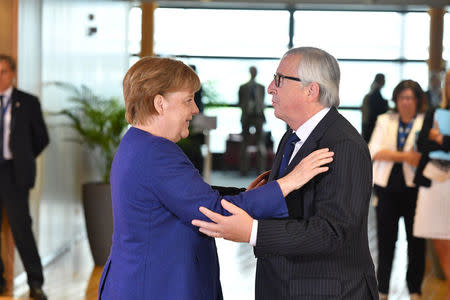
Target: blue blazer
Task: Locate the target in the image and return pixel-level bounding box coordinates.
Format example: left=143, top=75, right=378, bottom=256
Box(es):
left=98, top=127, right=288, bottom=300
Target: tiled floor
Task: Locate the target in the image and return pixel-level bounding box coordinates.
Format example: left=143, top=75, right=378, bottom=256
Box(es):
left=4, top=170, right=447, bottom=299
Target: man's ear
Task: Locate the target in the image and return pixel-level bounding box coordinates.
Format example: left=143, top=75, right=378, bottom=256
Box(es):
left=307, top=82, right=320, bottom=99
left=154, top=94, right=165, bottom=115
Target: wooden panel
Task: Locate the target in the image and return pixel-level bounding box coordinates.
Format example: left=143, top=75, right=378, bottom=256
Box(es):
left=0, top=0, right=17, bottom=58
left=0, top=213, right=14, bottom=293
left=0, top=0, right=18, bottom=293
left=428, top=7, right=445, bottom=72
left=141, top=2, right=157, bottom=57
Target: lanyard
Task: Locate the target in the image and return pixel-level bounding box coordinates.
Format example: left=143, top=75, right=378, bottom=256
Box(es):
left=397, top=116, right=415, bottom=150
left=1, top=97, right=11, bottom=116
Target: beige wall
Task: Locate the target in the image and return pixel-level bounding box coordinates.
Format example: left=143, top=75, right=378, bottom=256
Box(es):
left=0, top=0, right=17, bottom=57
left=37, top=0, right=129, bottom=272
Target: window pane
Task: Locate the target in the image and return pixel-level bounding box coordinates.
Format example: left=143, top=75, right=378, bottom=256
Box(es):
left=177, top=57, right=279, bottom=105
left=204, top=107, right=287, bottom=154
left=154, top=8, right=289, bottom=57
left=293, top=11, right=402, bottom=59
left=339, top=61, right=428, bottom=108
left=339, top=61, right=400, bottom=107
left=444, top=12, right=450, bottom=61
left=264, top=107, right=289, bottom=152
left=128, top=6, right=142, bottom=54
left=204, top=107, right=241, bottom=153
left=339, top=109, right=362, bottom=133
left=401, top=62, right=428, bottom=90
left=403, top=12, right=429, bottom=60
left=42, top=1, right=129, bottom=103
left=177, top=57, right=281, bottom=153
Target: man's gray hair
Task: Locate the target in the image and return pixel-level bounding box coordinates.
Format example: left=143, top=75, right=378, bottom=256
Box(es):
left=284, top=47, right=340, bottom=107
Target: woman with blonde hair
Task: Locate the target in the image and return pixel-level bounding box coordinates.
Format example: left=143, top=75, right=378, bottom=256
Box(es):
left=97, top=57, right=333, bottom=300
left=414, top=70, right=450, bottom=300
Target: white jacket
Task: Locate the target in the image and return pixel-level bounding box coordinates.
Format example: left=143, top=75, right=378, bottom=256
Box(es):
left=369, top=112, right=424, bottom=188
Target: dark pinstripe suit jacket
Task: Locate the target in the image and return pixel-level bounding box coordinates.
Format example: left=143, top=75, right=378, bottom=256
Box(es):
left=254, top=107, right=378, bottom=300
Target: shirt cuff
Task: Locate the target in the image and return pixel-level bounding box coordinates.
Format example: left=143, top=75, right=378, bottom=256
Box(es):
left=249, top=219, right=258, bottom=246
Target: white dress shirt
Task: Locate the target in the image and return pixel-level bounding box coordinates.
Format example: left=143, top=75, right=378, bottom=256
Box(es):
left=249, top=107, right=331, bottom=246
left=1, top=86, right=13, bottom=159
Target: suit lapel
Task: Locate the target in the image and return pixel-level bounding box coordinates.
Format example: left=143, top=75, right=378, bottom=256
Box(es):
left=9, top=88, right=20, bottom=135
left=283, top=107, right=340, bottom=176
left=268, top=130, right=292, bottom=182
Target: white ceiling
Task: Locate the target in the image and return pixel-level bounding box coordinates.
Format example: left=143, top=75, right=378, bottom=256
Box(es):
left=153, top=0, right=449, bottom=11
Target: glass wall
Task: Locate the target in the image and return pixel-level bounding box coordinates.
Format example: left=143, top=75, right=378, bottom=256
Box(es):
left=43, top=1, right=129, bottom=111
left=154, top=9, right=289, bottom=57
left=130, top=6, right=448, bottom=153
left=293, top=11, right=403, bottom=59
left=444, top=13, right=450, bottom=61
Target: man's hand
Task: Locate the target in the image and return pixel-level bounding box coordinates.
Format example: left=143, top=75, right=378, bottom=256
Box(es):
left=247, top=170, right=271, bottom=191
left=192, top=199, right=253, bottom=243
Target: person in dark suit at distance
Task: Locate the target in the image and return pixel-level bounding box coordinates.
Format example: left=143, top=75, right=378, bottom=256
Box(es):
left=362, top=73, right=388, bottom=143
left=424, top=71, right=442, bottom=109
left=193, top=47, right=378, bottom=300
left=0, top=55, right=49, bottom=300
left=238, top=66, right=267, bottom=175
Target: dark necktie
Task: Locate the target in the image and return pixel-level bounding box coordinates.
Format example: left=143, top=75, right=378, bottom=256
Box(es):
left=0, top=95, right=4, bottom=161
left=278, top=132, right=300, bottom=178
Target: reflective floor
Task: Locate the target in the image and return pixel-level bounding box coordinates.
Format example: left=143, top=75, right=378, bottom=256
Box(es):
left=3, top=171, right=447, bottom=299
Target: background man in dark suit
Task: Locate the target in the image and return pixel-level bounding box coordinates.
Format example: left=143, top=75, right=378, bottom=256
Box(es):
left=193, top=47, right=378, bottom=299
left=361, top=73, right=388, bottom=143
left=0, top=55, right=49, bottom=300
left=424, top=71, right=442, bottom=109
left=238, top=66, right=266, bottom=175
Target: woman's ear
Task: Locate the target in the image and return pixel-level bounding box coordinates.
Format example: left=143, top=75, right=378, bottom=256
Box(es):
left=154, top=94, right=165, bottom=115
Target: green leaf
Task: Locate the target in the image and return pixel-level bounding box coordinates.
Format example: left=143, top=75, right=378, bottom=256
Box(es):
left=50, top=82, right=128, bottom=184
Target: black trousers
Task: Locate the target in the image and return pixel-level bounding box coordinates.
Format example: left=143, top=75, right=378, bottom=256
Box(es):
left=374, top=165, right=425, bottom=294
left=0, top=161, right=44, bottom=288
left=240, top=117, right=265, bottom=175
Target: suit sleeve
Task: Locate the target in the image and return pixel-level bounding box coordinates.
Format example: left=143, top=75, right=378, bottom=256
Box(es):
left=417, top=108, right=450, bottom=153
left=30, top=97, right=49, bottom=157
left=255, top=140, right=372, bottom=256
left=211, top=185, right=246, bottom=196
left=148, top=141, right=288, bottom=225
left=238, top=86, right=244, bottom=108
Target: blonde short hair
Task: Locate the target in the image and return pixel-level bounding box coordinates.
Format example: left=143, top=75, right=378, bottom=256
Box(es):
left=123, top=57, right=200, bottom=125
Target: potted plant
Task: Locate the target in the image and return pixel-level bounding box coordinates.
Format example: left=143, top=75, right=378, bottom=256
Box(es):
left=52, top=82, right=128, bottom=265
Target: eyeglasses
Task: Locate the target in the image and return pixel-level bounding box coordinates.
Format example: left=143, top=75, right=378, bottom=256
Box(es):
left=273, top=73, right=301, bottom=88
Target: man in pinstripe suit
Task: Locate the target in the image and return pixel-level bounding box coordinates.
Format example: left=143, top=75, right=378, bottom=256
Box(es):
left=193, top=47, right=378, bottom=299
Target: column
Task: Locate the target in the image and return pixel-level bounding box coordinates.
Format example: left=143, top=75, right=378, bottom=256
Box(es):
left=141, top=2, right=157, bottom=57
left=426, top=6, right=446, bottom=280
left=428, top=7, right=446, bottom=73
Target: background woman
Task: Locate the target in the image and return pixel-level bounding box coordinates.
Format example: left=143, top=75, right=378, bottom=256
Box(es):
left=369, top=80, right=426, bottom=300
left=414, top=70, right=450, bottom=300
left=98, top=57, right=333, bottom=300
